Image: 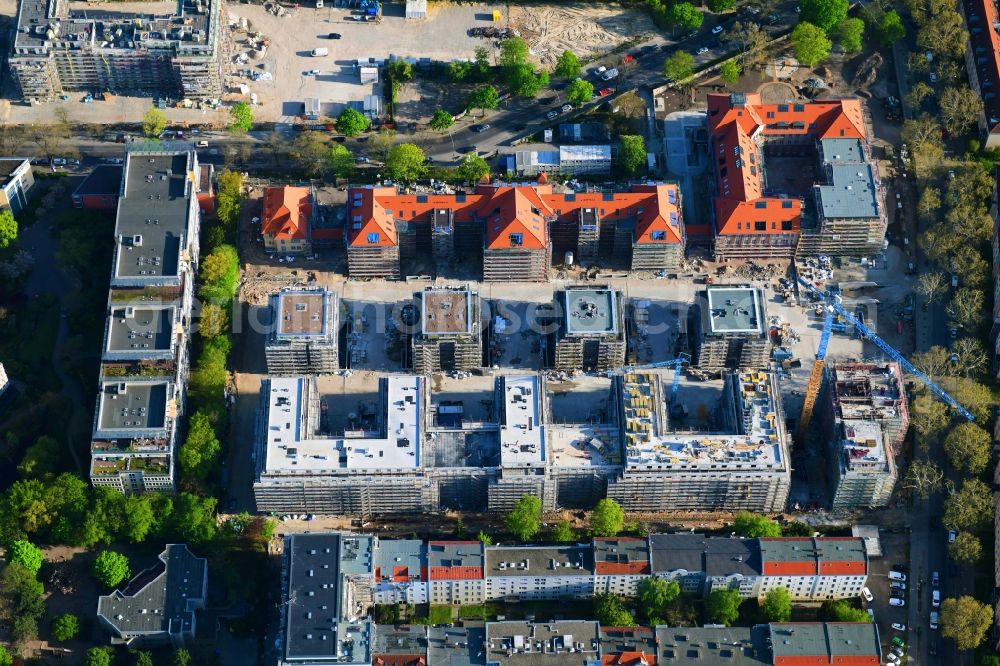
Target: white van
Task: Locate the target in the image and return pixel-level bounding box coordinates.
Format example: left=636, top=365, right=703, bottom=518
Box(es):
left=311, top=47, right=329, bottom=57
left=196, top=140, right=209, bottom=148
left=888, top=570, right=906, bottom=582
left=929, top=612, right=939, bottom=629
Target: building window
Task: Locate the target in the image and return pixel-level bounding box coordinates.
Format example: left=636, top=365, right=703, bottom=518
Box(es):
left=755, top=201, right=767, bottom=209
left=755, top=221, right=766, bottom=231
left=782, top=221, right=793, bottom=231
left=793, top=104, right=804, bottom=112
left=509, top=233, right=523, bottom=246
left=778, top=104, right=788, bottom=112
left=782, top=200, right=793, bottom=209
left=367, top=232, right=380, bottom=244
left=651, top=231, right=666, bottom=240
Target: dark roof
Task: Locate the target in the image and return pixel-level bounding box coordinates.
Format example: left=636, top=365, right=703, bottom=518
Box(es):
left=768, top=623, right=880, bottom=663
left=485, top=621, right=600, bottom=666
left=96, top=544, right=206, bottom=638
left=649, top=534, right=761, bottom=577
left=656, top=625, right=771, bottom=665
left=105, top=304, right=176, bottom=359
left=95, top=380, right=170, bottom=436
left=75, top=164, right=124, bottom=197
left=428, top=626, right=486, bottom=666
left=485, top=545, right=594, bottom=577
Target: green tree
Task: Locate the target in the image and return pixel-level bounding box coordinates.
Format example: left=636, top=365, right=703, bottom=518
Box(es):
left=173, top=648, right=192, bottom=666
left=457, top=153, right=490, bottom=183
left=663, top=50, right=695, bottom=81
left=215, top=169, right=243, bottom=228
left=228, top=102, right=253, bottom=133
left=499, top=37, right=530, bottom=69
left=618, top=135, right=647, bottom=175
left=554, top=50, right=582, bottom=78
left=940, top=87, right=985, bottom=138
left=947, top=288, right=985, bottom=329
left=198, top=302, right=228, bottom=340
left=123, top=495, right=156, bottom=544
left=879, top=10, right=905, bottom=46
left=668, top=2, right=704, bottom=31
left=474, top=46, right=492, bottom=79
left=915, top=270, right=948, bottom=304
left=706, top=589, right=743, bottom=626
left=0, top=646, right=11, bottom=666
left=637, top=576, right=680, bottom=621
left=142, top=107, right=167, bottom=138
left=448, top=61, right=473, bottom=82
left=469, top=85, right=500, bottom=116
left=837, top=17, right=864, bottom=52
left=720, top=60, right=742, bottom=85
left=941, top=596, right=994, bottom=650
left=760, top=587, right=792, bottom=622
left=732, top=511, right=782, bottom=537
left=822, top=599, right=870, bottom=622
left=590, top=498, right=625, bottom=537
left=949, top=532, right=983, bottom=564
left=906, top=82, right=934, bottom=112
left=552, top=520, right=576, bottom=543
left=0, top=562, right=45, bottom=642
left=800, top=0, right=848, bottom=33
left=901, top=457, right=944, bottom=500
left=7, top=539, right=43, bottom=574
left=133, top=652, right=154, bottom=666
left=51, top=612, right=80, bottom=641
left=291, top=131, right=333, bottom=177
left=17, top=435, right=60, bottom=478
left=943, top=422, right=992, bottom=474
left=335, top=107, right=371, bottom=137
left=93, top=550, right=131, bottom=588
left=782, top=521, right=813, bottom=537
left=179, top=410, right=221, bottom=481
left=328, top=143, right=354, bottom=181
left=565, top=78, right=595, bottom=106
left=477, top=531, right=493, bottom=546
left=85, top=647, right=114, bottom=666
left=430, top=109, right=454, bottom=133
left=944, top=479, right=994, bottom=531
left=593, top=593, right=636, bottom=626
left=0, top=209, right=16, bottom=249
left=385, top=143, right=428, bottom=183
left=791, top=22, right=832, bottom=67
left=507, top=64, right=546, bottom=98
left=708, top=0, right=737, bottom=11
left=172, top=493, right=218, bottom=544
left=505, top=494, right=542, bottom=541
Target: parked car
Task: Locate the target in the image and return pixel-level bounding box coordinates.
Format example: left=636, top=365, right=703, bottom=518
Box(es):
left=929, top=612, right=939, bottom=629
left=561, top=104, right=573, bottom=113
left=931, top=571, right=940, bottom=587
left=472, top=124, right=490, bottom=133
left=546, top=110, right=559, bottom=120
left=892, top=647, right=904, bottom=658
left=892, top=637, right=905, bottom=649
left=327, top=32, right=341, bottom=38
left=861, top=587, right=873, bottom=602
left=891, top=623, right=906, bottom=632
left=712, top=24, right=724, bottom=33
left=889, top=598, right=905, bottom=607
left=598, top=88, right=613, bottom=96
left=697, top=46, right=709, bottom=55
left=886, top=653, right=899, bottom=664
left=932, top=590, right=940, bottom=607
left=888, top=571, right=906, bottom=582
left=890, top=581, right=906, bottom=591
left=948, top=530, right=957, bottom=543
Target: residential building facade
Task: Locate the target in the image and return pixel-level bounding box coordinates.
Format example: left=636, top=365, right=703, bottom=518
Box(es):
left=0, top=158, right=34, bottom=214
left=262, top=185, right=314, bottom=255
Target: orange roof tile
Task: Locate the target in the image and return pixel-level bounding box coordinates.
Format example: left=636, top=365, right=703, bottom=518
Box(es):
left=262, top=186, right=312, bottom=241
left=482, top=186, right=551, bottom=250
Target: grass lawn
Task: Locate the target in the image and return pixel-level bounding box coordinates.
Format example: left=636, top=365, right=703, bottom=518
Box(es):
left=428, top=605, right=454, bottom=624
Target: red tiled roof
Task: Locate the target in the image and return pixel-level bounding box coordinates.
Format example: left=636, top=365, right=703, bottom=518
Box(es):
left=601, top=652, right=655, bottom=666
left=482, top=186, right=551, bottom=250
left=774, top=658, right=879, bottom=666
left=706, top=93, right=866, bottom=238
left=427, top=566, right=482, bottom=581
left=962, top=0, right=1000, bottom=133
left=373, top=655, right=426, bottom=666
left=262, top=186, right=312, bottom=241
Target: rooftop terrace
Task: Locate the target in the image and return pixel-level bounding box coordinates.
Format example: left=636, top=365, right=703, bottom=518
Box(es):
left=560, top=289, right=619, bottom=336
left=420, top=288, right=474, bottom=336
left=705, top=286, right=764, bottom=335
left=273, top=289, right=334, bottom=338
left=95, top=380, right=171, bottom=437
left=547, top=425, right=619, bottom=468
left=105, top=304, right=176, bottom=358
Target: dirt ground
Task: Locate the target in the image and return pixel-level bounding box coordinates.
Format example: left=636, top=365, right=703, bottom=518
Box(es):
left=509, top=3, right=657, bottom=67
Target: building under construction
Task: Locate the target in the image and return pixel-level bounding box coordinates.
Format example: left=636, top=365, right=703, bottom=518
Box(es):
left=828, top=419, right=897, bottom=510
left=411, top=287, right=482, bottom=374
left=607, top=370, right=791, bottom=512
left=10, top=0, right=228, bottom=101
left=265, top=288, right=340, bottom=374
left=824, top=363, right=909, bottom=450
left=690, top=285, right=770, bottom=373
left=553, top=287, right=626, bottom=372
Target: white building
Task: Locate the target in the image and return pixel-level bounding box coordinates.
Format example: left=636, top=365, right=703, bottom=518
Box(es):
left=485, top=545, right=595, bottom=600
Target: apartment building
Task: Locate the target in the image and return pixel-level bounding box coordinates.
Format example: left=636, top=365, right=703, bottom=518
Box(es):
left=593, top=537, right=651, bottom=596
left=691, top=285, right=770, bottom=372
left=0, top=158, right=34, bottom=214
left=265, top=288, right=340, bottom=374
left=958, top=0, right=1000, bottom=148
left=411, top=286, right=483, bottom=374
left=10, top=0, right=228, bottom=101
left=707, top=93, right=885, bottom=260
left=90, top=143, right=202, bottom=494
left=427, top=541, right=486, bottom=605
left=262, top=186, right=314, bottom=256
left=485, top=621, right=601, bottom=666
left=489, top=374, right=552, bottom=511
left=96, top=544, right=207, bottom=648
left=73, top=164, right=124, bottom=211
left=607, top=370, right=791, bottom=513
left=345, top=181, right=684, bottom=280
left=485, top=545, right=595, bottom=600
left=828, top=419, right=897, bottom=510
left=373, top=539, right=426, bottom=605
left=508, top=145, right=612, bottom=176
left=825, top=363, right=909, bottom=450
left=553, top=287, right=626, bottom=372
left=649, top=534, right=868, bottom=601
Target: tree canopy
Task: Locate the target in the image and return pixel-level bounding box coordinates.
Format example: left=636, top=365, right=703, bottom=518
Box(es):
left=706, top=589, right=743, bottom=626
left=663, top=51, right=695, bottom=81
left=0, top=209, right=16, bottom=249
left=948, top=532, right=983, bottom=564
left=328, top=143, right=355, bottom=181
left=565, top=78, right=595, bottom=106
left=760, top=587, right=792, bottom=622
left=0, top=562, right=46, bottom=643
left=85, top=647, right=114, bottom=666
left=51, top=612, right=80, bottom=641
left=430, top=109, right=454, bottom=133
left=837, top=17, right=864, bottom=53
left=7, top=539, right=43, bottom=575
left=335, top=107, right=371, bottom=137
left=637, top=576, right=681, bottom=621
left=669, top=2, right=704, bottom=31
left=822, top=599, right=870, bottom=622
left=590, top=498, right=625, bottom=537
left=552, top=520, right=576, bottom=543
left=93, top=550, right=131, bottom=588
left=142, top=107, right=167, bottom=138
left=594, top=593, right=636, bottom=626
left=939, top=87, right=984, bottom=138
left=554, top=50, right=582, bottom=79
left=943, top=479, right=994, bottom=531
left=941, top=596, right=994, bottom=650
left=879, top=10, right=905, bottom=46
left=800, top=0, right=849, bottom=33
left=178, top=410, right=222, bottom=481
left=469, top=85, right=501, bottom=116
left=457, top=153, right=490, bottom=183
left=228, top=102, right=253, bottom=133
left=943, top=422, right=992, bottom=474
left=505, top=494, right=542, bottom=541
left=720, top=60, right=742, bottom=85
left=618, top=135, right=647, bottom=175
left=385, top=143, right=428, bottom=183
left=732, top=512, right=782, bottom=537
left=791, top=22, right=832, bottom=66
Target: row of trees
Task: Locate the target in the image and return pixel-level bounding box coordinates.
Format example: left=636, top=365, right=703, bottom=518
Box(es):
left=593, top=585, right=793, bottom=628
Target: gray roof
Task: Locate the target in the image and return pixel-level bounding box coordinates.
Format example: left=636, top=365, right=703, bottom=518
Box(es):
left=656, top=625, right=770, bottom=665
left=375, top=539, right=426, bottom=583
left=75, top=164, right=124, bottom=197
left=758, top=537, right=867, bottom=574
left=819, top=138, right=865, bottom=163
left=592, top=538, right=650, bottom=574
left=485, top=545, right=593, bottom=577
left=0, top=158, right=28, bottom=187
left=599, top=626, right=657, bottom=657
left=428, top=625, right=486, bottom=666
left=560, top=289, right=619, bottom=336
left=97, top=544, right=206, bottom=639
left=427, top=541, right=484, bottom=574
left=815, top=162, right=880, bottom=220
left=114, top=146, right=195, bottom=283
left=485, top=621, right=599, bottom=666
left=95, top=380, right=170, bottom=437
left=768, top=623, right=880, bottom=661
left=284, top=533, right=375, bottom=664
left=704, top=286, right=764, bottom=335
left=374, top=624, right=429, bottom=656
left=105, top=304, right=176, bottom=359
left=648, top=534, right=761, bottom=577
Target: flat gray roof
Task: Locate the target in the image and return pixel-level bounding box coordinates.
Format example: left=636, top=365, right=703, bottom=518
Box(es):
left=485, top=545, right=593, bottom=577
left=485, top=621, right=600, bottom=666
left=705, top=286, right=763, bottom=334
left=428, top=626, right=486, bottom=666
left=649, top=534, right=761, bottom=577
left=768, top=623, right=880, bottom=661
left=820, top=138, right=865, bottom=163
left=114, top=147, right=193, bottom=282
left=374, top=624, right=428, bottom=656
left=816, top=162, right=880, bottom=220
left=106, top=304, right=175, bottom=356
left=97, top=544, right=206, bottom=638
left=96, top=380, right=170, bottom=434
left=656, top=625, right=770, bottom=665
left=561, top=289, right=618, bottom=335
left=375, top=539, right=425, bottom=582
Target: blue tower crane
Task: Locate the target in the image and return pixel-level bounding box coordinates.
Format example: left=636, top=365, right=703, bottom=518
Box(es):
left=608, top=352, right=691, bottom=417
left=797, top=276, right=974, bottom=422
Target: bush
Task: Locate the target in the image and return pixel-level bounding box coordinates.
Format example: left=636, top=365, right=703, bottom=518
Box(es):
left=51, top=612, right=80, bottom=641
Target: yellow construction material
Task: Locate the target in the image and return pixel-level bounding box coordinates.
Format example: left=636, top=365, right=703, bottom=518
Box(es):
left=797, top=358, right=825, bottom=443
